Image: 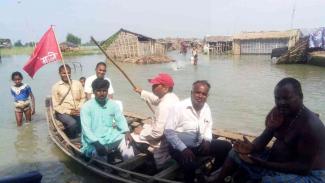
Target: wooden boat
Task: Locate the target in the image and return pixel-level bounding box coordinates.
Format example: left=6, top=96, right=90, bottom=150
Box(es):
left=45, top=97, right=256, bottom=182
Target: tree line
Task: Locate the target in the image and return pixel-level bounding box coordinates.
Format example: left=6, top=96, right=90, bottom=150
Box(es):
left=9, top=33, right=97, bottom=47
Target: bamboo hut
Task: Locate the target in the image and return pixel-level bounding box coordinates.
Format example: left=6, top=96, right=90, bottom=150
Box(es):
left=232, top=30, right=301, bottom=55
left=0, top=39, right=12, bottom=48
left=59, top=42, right=79, bottom=52
left=203, top=36, right=232, bottom=55
left=102, top=29, right=170, bottom=64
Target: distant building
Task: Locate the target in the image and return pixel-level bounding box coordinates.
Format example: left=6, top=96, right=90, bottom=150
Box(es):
left=102, top=28, right=166, bottom=61
left=232, top=30, right=301, bottom=55
left=0, top=39, right=12, bottom=48
left=203, top=36, right=232, bottom=55
left=59, top=42, right=79, bottom=52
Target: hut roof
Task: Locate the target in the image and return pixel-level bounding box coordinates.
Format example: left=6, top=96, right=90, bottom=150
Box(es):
left=0, top=38, right=12, bottom=48
left=60, top=41, right=78, bottom=48
left=101, top=28, right=155, bottom=49
left=205, top=36, right=233, bottom=42
left=233, top=29, right=300, bottom=40
left=118, top=28, right=155, bottom=41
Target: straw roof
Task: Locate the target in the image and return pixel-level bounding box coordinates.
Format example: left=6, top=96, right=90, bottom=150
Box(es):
left=205, top=36, right=233, bottom=42
left=101, top=28, right=155, bottom=49
left=233, top=29, right=300, bottom=40
left=0, top=38, right=12, bottom=48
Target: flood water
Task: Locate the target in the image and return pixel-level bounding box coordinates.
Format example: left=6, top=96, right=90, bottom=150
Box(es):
left=0, top=52, right=324, bottom=182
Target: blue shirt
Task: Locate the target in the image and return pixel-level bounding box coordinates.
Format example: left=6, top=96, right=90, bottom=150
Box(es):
left=10, top=84, right=32, bottom=102
left=80, top=98, right=129, bottom=156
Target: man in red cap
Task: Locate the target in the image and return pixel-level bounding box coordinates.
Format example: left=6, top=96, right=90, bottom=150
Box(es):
left=132, top=73, right=179, bottom=169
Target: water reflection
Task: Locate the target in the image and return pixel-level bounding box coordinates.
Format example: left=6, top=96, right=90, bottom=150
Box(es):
left=15, top=124, right=38, bottom=163
left=0, top=53, right=324, bottom=182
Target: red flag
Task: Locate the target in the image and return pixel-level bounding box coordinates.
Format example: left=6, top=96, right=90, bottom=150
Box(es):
left=23, top=27, right=62, bottom=78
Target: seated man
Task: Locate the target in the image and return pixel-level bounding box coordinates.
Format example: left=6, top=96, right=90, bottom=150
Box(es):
left=52, top=64, right=85, bottom=139
left=84, top=62, right=114, bottom=100
left=80, top=78, right=134, bottom=161
left=216, top=77, right=325, bottom=183
left=132, top=73, right=179, bottom=169
left=164, top=80, right=232, bottom=183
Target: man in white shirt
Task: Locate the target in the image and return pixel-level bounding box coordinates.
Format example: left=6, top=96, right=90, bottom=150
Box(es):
left=132, top=73, right=179, bottom=169
left=164, top=80, right=231, bottom=183
left=84, top=62, right=114, bottom=100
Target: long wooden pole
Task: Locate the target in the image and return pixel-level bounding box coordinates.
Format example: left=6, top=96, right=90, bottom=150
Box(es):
left=91, top=36, right=154, bottom=114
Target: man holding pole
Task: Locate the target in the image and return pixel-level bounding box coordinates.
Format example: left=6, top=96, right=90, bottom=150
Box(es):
left=52, top=64, right=85, bottom=139
left=132, top=73, right=179, bottom=169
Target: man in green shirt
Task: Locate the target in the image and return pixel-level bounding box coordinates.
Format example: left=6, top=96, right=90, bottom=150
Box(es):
left=80, top=78, right=134, bottom=161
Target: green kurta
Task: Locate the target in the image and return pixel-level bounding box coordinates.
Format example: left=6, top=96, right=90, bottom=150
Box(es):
left=80, top=99, right=129, bottom=156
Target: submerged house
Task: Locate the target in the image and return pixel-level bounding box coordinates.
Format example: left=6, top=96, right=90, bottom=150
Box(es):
left=203, top=36, right=232, bottom=55
left=59, top=41, right=79, bottom=52
left=232, top=30, right=301, bottom=55
left=102, top=29, right=167, bottom=62
left=0, top=39, right=12, bottom=48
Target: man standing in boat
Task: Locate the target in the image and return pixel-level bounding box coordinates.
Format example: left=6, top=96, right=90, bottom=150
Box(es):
left=84, top=62, right=114, bottom=99
left=132, top=73, right=179, bottom=169
left=52, top=64, right=85, bottom=139
left=216, top=77, right=325, bottom=183
left=164, top=80, right=232, bottom=183
left=80, top=78, right=134, bottom=161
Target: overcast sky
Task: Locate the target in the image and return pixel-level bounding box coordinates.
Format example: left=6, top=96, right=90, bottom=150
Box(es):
left=1, top=0, right=324, bottom=43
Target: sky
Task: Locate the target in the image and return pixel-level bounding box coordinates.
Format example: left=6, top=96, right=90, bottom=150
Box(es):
left=1, top=0, right=325, bottom=43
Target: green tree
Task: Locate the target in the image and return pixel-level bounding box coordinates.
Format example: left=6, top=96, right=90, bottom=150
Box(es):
left=66, top=33, right=81, bottom=45
left=14, top=40, right=23, bottom=47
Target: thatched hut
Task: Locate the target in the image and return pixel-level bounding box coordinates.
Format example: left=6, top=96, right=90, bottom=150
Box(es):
left=203, top=36, right=232, bottom=55
left=232, top=30, right=301, bottom=55
left=59, top=42, right=79, bottom=52
left=102, top=29, right=169, bottom=63
left=0, top=39, right=12, bottom=48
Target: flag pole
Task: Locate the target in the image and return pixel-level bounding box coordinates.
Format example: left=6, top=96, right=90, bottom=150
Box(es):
left=52, top=25, right=77, bottom=109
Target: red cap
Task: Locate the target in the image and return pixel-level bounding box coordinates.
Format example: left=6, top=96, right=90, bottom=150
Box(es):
left=148, top=73, right=174, bottom=87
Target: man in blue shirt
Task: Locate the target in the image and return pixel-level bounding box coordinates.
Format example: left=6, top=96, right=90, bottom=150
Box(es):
left=80, top=78, right=134, bottom=161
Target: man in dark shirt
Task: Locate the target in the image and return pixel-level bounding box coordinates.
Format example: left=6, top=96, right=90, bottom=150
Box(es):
left=216, top=77, right=325, bottom=183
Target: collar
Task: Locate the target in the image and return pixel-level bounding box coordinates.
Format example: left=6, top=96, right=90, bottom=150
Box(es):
left=58, top=80, right=71, bottom=85
left=184, top=98, right=207, bottom=116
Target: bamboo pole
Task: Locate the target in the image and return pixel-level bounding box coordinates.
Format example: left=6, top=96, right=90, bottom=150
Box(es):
left=91, top=36, right=155, bottom=114
left=52, top=25, right=77, bottom=109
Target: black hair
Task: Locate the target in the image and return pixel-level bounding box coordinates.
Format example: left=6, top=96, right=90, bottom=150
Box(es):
left=79, top=77, right=86, bottom=80
left=95, top=62, right=106, bottom=69
left=275, top=77, right=303, bottom=98
left=58, top=64, right=71, bottom=73
left=11, top=71, right=23, bottom=80
left=92, top=78, right=110, bottom=91
left=192, top=80, right=211, bottom=90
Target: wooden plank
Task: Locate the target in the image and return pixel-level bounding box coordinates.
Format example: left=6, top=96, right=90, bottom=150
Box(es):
left=153, top=162, right=179, bottom=179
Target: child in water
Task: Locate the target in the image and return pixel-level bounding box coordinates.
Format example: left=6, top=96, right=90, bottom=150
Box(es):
left=10, top=71, right=35, bottom=126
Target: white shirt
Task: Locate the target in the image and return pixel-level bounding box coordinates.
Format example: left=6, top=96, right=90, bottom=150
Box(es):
left=84, top=74, right=114, bottom=98
left=139, top=90, right=180, bottom=142
left=131, top=90, right=179, bottom=167
left=164, top=98, right=213, bottom=152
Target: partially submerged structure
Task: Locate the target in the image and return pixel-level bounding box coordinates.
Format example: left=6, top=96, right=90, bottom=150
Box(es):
left=276, top=27, right=325, bottom=65
left=203, top=36, right=232, bottom=55
left=232, top=30, right=301, bottom=55
left=102, top=29, right=170, bottom=64
left=0, top=39, right=12, bottom=48
left=59, top=42, right=79, bottom=52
